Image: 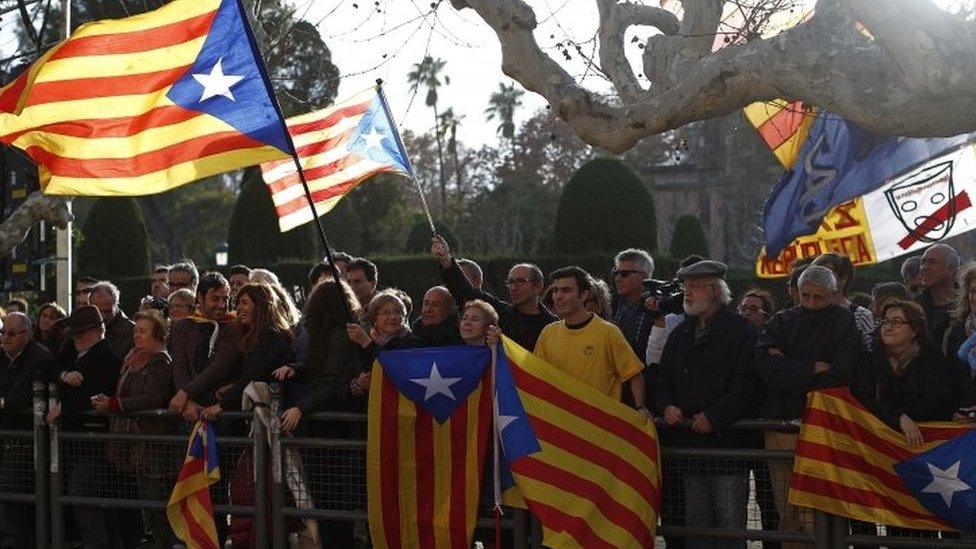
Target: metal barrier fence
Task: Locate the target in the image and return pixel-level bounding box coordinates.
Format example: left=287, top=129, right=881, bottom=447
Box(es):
left=0, top=382, right=973, bottom=548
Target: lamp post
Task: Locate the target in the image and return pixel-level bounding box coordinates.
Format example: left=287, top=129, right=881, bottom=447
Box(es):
left=214, top=242, right=228, bottom=268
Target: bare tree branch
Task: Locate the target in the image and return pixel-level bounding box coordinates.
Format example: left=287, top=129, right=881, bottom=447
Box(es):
left=452, top=0, right=976, bottom=152
left=0, top=191, right=71, bottom=259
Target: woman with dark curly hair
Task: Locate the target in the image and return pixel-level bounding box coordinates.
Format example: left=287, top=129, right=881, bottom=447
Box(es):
left=275, top=280, right=367, bottom=433
left=202, top=283, right=294, bottom=419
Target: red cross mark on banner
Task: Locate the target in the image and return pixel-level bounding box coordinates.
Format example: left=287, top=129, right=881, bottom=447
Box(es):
left=898, top=191, right=972, bottom=250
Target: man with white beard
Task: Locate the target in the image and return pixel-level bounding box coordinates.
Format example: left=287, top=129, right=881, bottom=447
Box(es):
left=655, top=260, right=758, bottom=549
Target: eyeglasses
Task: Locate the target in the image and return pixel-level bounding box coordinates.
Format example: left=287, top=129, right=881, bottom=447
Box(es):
left=0, top=329, right=28, bottom=337
left=612, top=269, right=640, bottom=278
left=680, top=281, right=716, bottom=291
left=738, top=305, right=766, bottom=315
left=506, top=277, right=535, bottom=286
left=879, top=318, right=911, bottom=328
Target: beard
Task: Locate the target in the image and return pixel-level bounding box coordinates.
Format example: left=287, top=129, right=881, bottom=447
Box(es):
left=683, top=298, right=709, bottom=317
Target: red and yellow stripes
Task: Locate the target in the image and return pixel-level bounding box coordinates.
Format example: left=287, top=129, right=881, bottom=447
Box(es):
left=790, top=388, right=972, bottom=531
left=743, top=100, right=814, bottom=168
left=167, top=421, right=220, bottom=549
left=500, top=338, right=660, bottom=549
left=261, top=88, right=395, bottom=232
left=0, top=0, right=288, bottom=195
left=367, top=361, right=493, bottom=549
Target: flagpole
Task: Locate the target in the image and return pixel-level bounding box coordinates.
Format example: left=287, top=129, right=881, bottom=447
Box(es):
left=491, top=342, right=504, bottom=549
left=375, top=79, right=438, bottom=236
left=235, top=0, right=349, bottom=315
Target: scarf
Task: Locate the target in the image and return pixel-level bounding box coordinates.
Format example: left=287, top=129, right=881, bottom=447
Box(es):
left=374, top=326, right=410, bottom=348
left=116, top=345, right=164, bottom=396
left=887, top=341, right=920, bottom=378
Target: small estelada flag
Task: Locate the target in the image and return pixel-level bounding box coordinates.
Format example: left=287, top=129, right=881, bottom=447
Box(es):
left=260, top=87, right=412, bottom=232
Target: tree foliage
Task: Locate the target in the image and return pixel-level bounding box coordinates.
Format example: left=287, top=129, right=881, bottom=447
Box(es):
left=553, top=158, right=657, bottom=254
left=669, top=214, right=710, bottom=261
left=324, top=173, right=415, bottom=256
left=227, top=167, right=321, bottom=266
left=405, top=218, right=459, bottom=254
left=78, top=197, right=150, bottom=278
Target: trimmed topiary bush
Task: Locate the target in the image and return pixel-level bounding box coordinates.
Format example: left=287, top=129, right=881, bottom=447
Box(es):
left=553, top=158, right=656, bottom=253
left=227, top=167, right=322, bottom=266
left=78, top=197, right=150, bottom=278
left=669, top=214, right=710, bottom=260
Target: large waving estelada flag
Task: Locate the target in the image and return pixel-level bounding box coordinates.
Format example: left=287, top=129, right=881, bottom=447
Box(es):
left=495, top=336, right=661, bottom=548
left=167, top=420, right=221, bottom=549
left=0, top=0, right=292, bottom=196
left=791, top=388, right=976, bottom=531
left=260, top=87, right=411, bottom=232
left=366, top=346, right=493, bottom=549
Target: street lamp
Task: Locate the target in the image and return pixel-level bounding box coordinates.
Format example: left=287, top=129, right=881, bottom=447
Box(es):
left=214, top=242, right=228, bottom=267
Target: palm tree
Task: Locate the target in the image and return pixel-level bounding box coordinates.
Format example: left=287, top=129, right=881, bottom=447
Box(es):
left=485, top=82, right=524, bottom=154
left=438, top=107, right=465, bottom=196
left=407, top=56, right=450, bottom=210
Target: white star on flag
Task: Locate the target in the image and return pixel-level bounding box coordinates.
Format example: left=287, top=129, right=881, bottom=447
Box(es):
left=360, top=128, right=386, bottom=151
left=192, top=58, right=244, bottom=102
left=410, top=362, right=462, bottom=401
left=922, top=461, right=972, bottom=507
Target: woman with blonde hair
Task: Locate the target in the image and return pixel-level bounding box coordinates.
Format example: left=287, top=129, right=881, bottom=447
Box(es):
left=346, top=290, right=423, bottom=360
left=202, top=283, right=294, bottom=419
left=460, top=299, right=499, bottom=346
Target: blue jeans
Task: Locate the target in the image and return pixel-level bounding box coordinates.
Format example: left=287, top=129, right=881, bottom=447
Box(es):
left=683, top=473, right=749, bottom=549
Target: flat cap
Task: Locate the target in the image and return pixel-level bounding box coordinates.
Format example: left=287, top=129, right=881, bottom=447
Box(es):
left=675, top=259, right=727, bottom=280
left=65, top=305, right=103, bottom=335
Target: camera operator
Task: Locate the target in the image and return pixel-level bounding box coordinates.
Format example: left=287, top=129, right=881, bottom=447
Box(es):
left=611, top=249, right=658, bottom=407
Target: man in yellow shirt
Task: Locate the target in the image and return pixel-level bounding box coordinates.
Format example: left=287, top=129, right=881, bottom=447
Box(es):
left=534, top=266, right=651, bottom=420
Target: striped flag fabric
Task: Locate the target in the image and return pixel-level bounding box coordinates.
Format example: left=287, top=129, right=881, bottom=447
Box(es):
left=366, top=346, right=493, bottom=549
left=167, top=420, right=221, bottom=549
left=260, top=87, right=411, bottom=232
left=791, top=388, right=976, bottom=531
left=0, top=0, right=292, bottom=196
left=743, top=100, right=814, bottom=168
left=495, top=336, right=661, bottom=548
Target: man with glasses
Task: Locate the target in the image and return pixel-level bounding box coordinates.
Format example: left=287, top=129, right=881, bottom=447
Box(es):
left=611, top=248, right=656, bottom=407
left=0, top=311, right=52, bottom=547
left=737, top=289, right=774, bottom=330
left=431, top=235, right=556, bottom=350
left=917, top=243, right=959, bottom=344
left=167, top=260, right=199, bottom=294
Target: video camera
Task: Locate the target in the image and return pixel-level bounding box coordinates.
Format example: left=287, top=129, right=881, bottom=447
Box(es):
left=641, top=278, right=684, bottom=316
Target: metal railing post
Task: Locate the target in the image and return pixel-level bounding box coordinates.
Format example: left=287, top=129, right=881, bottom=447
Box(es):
left=269, top=383, right=286, bottom=548
left=32, top=381, right=48, bottom=549
left=48, top=382, right=63, bottom=549
left=253, top=408, right=268, bottom=548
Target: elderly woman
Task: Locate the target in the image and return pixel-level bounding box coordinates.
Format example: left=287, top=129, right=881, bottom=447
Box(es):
left=460, top=299, right=499, bottom=346
left=202, top=283, right=294, bottom=419
left=346, top=290, right=423, bottom=362
left=166, top=288, right=195, bottom=322
left=34, top=302, right=67, bottom=352
left=92, top=309, right=176, bottom=548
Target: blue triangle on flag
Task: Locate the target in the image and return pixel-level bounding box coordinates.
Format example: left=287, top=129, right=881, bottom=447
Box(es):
left=378, top=346, right=490, bottom=423
left=894, top=429, right=976, bottom=531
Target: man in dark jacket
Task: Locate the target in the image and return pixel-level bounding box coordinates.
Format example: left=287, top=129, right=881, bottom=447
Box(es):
left=168, top=272, right=243, bottom=420
left=916, top=243, right=959, bottom=345
left=0, top=312, right=52, bottom=548
left=756, top=265, right=861, bottom=546
left=431, top=235, right=556, bottom=350
left=656, top=260, right=756, bottom=547
left=46, top=305, right=122, bottom=549
left=411, top=286, right=462, bottom=346
left=89, top=280, right=135, bottom=361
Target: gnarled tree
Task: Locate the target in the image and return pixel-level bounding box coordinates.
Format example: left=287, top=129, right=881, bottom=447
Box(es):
left=449, top=0, right=976, bottom=152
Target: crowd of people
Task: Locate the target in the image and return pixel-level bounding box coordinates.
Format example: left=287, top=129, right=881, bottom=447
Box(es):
left=0, top=238, right=975, bottom=549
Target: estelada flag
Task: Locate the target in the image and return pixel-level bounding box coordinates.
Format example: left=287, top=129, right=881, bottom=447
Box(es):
left=260, top=87, right=412, bottom=232
left=167, top=420, right=221, bottom=549
left=0, top=0, right=292, bottom=196
left=791, top=387, right=976, bottom=531
left=494, top=336, right=661, bottom=548
left=366, top=346, right=493, bottom=549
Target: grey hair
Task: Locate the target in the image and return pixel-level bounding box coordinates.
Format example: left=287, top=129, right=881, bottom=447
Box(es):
left=249, top=268, right=280, bottom=286
left=614, top=248, right=655, bottom=278
left=717, top=279, right=732, bottom=305
left=364, top=289, right=409, bottom=328
left=5, top=311, right=31, bottom=333
left=89, top=281, right=120, bottom=305
left=169, top=260, right=199, bottom=287
left=798, top=265, right=837, bottom=292
left=900, top=256, right=921, bottom=280
left=457, top=259, right=482, bottom=282
left=929, top=244, right=961, bottom=271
